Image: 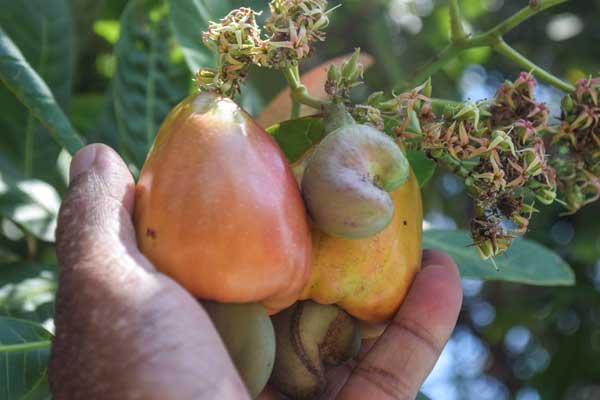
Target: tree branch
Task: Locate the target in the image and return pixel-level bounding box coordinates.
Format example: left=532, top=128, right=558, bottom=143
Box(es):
left=492, top=38, right=575, bottom=93
left=282, top=66, right=328, bottom=110
left=449, top=0, right=467, bottom=42
left=407, top=0, right=574, bottom=93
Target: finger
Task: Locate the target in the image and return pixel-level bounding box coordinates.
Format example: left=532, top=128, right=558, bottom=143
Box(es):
left=56, top=143, right=151, bottom=272
left=337, top=250, right=462, bottom=400
left=51, top=144, right=248, bottom=399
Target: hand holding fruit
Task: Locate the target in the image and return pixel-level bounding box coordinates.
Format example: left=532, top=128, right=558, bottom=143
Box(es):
left=50, top=143, right=462, bottom=399
left=52, top=3, right=464, bottom=398
left=51, top=144, right=248, bottom=399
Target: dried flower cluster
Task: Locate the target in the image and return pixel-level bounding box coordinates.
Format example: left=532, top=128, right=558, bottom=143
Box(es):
left=324, top=49, right=366, bottom=104
left=264, top=0, right=330, bottom=68
left=378, top=73, right=558, bottom=260
left=197, top=8, right=263, bottom=96
left=551, top=77, right=600, bottom=214
left=198, top=0, right=330, bottom=96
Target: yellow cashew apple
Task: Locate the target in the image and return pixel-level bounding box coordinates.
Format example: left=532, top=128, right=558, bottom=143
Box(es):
left=293, top=146, right=423, bottom=324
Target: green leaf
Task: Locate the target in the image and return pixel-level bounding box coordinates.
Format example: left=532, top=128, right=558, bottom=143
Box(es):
left=70, top=0, right=107, bottom=49
left=0, top=317, right=52, bottom=400
left=0, top=29, right=83, bottom=159
left=56, top=149, right=72, bottom=189
left=0, top=172, right=60, bottom=242
left=416, top=392, right=432, bottom=400
left=423, top=230, right=575, bottom=286
left=167, top=0, right=230, bottom=73
left=93, top=19, right=121, bottom=45
left=406, top=150, right=436, bottom=187
left=0, top=263, right=57, bottom=324
left=383, top=114, right=422, bottom=137
left=69, top=94, right=107, bottom=135
left=382, top=115, right=436, bottom=187
left=0, top=236, right=23, bottom=264
left=113, top=0, right=190, bottom=168
left=268, top=117, right=436, bottom=188
left=0, top=0, right=83, bottom=179
left=87, top=87, right=120, bottom=150
left=238, top=80, right=264, bottom=117
left=267, top=117, right=326, bottom=163
left=167, top=0, right=263, bottom=115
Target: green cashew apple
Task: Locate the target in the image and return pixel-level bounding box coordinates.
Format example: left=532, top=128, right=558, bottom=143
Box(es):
left=269, top=301, right=361, bottom=399
left=201, top=302, right=275, bottom=399
left=301, top=106, right=410, bottom=239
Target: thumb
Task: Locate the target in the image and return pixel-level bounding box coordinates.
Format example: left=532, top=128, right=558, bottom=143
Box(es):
left=56, top=143, right=150, bottom=272
left=52, top=144, right=250, bottom=399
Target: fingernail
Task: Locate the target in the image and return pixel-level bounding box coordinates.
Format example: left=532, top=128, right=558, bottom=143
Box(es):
left=69, top=145, right=98, bottom=182
left=421, top=249, right=455, bottom=270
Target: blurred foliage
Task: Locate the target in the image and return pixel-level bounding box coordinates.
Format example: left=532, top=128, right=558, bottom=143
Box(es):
left=0, top=0, right=599, bottom=399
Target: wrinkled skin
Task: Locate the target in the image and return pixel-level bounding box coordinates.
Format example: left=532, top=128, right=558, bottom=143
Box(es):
left=295, top=147, right=423, bottom=324
left=134, top=92, right=312, bottom=313
left=301, top=123, right=409, bottom=239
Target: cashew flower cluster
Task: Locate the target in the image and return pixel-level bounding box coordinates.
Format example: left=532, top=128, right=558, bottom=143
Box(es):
left=197, top=0, right=330, bottom=96
left=377, top=73, right=558, bottom=260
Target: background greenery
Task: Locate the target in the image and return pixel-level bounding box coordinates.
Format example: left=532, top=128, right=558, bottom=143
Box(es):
left=0, top=0, right=598, bottom=399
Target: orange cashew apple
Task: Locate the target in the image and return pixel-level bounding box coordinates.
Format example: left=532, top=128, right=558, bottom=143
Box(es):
left=134, top=92, right=312, bottom=314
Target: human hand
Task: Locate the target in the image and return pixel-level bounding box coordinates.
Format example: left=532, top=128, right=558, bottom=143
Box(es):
left=50, top=143, right=462, bottom=400
left=50, top=144, right=249, bottom=400
left=260, top=250, right=462, bottom=400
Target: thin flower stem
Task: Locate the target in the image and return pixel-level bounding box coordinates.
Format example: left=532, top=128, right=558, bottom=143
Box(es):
left=282, top=66, right=328, bottom=110
left=430, top=97, right=461, bottom=113
left=290, top=65, right=302, bottom=118
left=478, top=0, right=569, bottom=39
left=437, top=153, right=471, bottom=181
left=434, top=154, right=483, bottom=198
left=291, top=100, right=301, bottom=118
left=411, top=45, right=461, bottom=88
left=0, top=340, right=51, bottom=353
left=449, top=0, right=467, bottom=42
left=408, top=0, right=574, bottom=93
left=492, top=38, right=576, bottom=93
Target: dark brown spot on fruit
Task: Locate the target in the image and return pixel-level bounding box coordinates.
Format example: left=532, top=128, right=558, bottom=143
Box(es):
left=146, top=228, right=157, bottom=239
left=403, top=220, right=408, bottom=226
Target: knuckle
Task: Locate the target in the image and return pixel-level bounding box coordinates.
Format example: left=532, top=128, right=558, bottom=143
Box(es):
left=388, top=317, right=441, bottom=356
left=56, top=171, right=133, bottom=267
left=353, top=364, right=414, bottom=400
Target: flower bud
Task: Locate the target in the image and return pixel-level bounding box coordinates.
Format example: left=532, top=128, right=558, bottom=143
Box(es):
left=367, top=91, right=385, bottom=106
left=535, top=187, right=557, bottom=205
left=422, top=77, right=433, bottom=98
left=342, top=48, right=361, bottom=81
left=489, top=130, right=516, bottom=156
left=430, top=148, right=445, bottom=159
left=561, top=95, right=574, bottom=114
left=347, top=65, right=364, bottom=85
left=524, top=151, right=543, bottom=176
left=328, top=63, right=341, bottom=83
left=511, top=214, right=530, bottom=231
left=453, top=102, right=480, bottom=129
left=476, top=240, right=495, bottom=260
left=442, top=105, right=456, bottom=120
